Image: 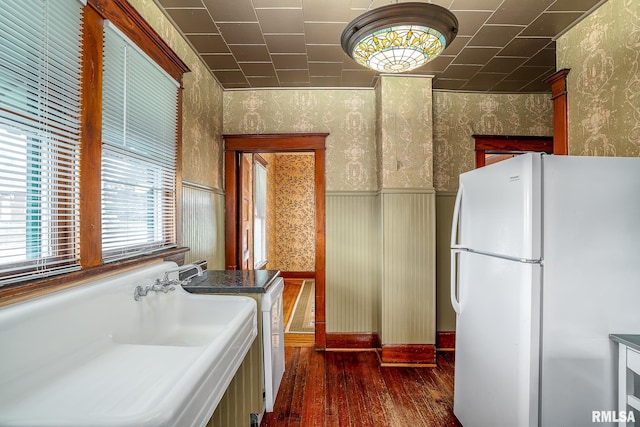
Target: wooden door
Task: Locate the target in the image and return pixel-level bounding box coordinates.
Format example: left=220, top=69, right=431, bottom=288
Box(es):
left=240, top=154, right=251, bottom=270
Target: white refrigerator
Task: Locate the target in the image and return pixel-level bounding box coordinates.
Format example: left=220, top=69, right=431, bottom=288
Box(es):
left=450, top=153, right=640, bottom=427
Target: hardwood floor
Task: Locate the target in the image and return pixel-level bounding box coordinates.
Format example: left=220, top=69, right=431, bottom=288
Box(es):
left=262, top=348, right=460, bottom=427
left=282, top=278, right=304, bottom=322
left=283, top=278, right=314, bottom=347
left=274, top=277, right=461, bottom=426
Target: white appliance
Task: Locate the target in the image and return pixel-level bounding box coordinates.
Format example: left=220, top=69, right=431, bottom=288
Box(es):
left=262, top=276, right=285, bottom=413
left=450, top=153, right=640, bottom=427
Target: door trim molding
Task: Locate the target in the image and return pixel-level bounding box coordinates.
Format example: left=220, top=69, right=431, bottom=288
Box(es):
left=223, top=133, right=328, bottom=350
left=544, top=68, right=570, bottom=156
left=472, top=134, right=554, bottom=168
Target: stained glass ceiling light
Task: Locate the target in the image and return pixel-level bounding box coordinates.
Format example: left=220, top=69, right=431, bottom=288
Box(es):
left=341, top=2, right=458, bottom=73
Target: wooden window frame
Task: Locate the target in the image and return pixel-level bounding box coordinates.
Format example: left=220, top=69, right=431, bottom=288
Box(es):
left=253, top=154, right=268, bottom=270
left=0, top=0, right=190, bottom=304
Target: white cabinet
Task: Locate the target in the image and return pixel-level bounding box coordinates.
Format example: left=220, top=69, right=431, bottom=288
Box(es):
left=611, top=334, right=640, bottom=427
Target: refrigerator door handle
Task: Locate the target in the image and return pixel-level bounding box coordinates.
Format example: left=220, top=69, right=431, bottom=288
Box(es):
left=451, top=185, right=463, bottom=249
left=450, top=249, right=462, bottom=314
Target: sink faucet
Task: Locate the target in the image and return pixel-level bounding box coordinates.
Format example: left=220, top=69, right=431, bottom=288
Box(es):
left=134, top=264, right=203, bottom=301
left=161, top=263, right=203, bottom=283
left=133, top=279, right=175, bottom=301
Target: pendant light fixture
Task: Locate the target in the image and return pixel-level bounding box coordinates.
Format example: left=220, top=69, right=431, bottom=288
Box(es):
left=341, top=2, right=458, bottom=73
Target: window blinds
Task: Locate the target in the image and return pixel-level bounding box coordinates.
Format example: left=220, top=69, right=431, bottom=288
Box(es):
left=0, top=0, right=83, bottom=285
left=101, top=23, right=178, bottom=263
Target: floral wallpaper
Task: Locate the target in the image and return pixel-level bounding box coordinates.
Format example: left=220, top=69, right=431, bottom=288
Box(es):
left=272, top=154, right=315, bottom=272
left=557, top=0, right=640, bottom=157
left=223, top=90, right=377, bottom=192
left=433, top=92, right=553, bottom=191
left=378, top=76, right=434, bottom=189
left=129, top=0, right=224, bottom=189
left=223, top=87, right=553, bottom=194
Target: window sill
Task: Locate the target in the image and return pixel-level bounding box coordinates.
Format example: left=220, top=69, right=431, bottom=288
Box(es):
left=0, top=247, right=189, bottom=307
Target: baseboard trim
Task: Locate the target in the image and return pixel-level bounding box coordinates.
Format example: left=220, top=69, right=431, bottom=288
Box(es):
left=380, top=344, right=436, bottom=366
left=315, top=322, right=326, bottom=350
left=323, top=333, right=453, bottom=363
left=436, top=331, right=456, bottom=351
left=280, top=271, right=316, bottom=279
left=326, top=333, right=380, bottom=349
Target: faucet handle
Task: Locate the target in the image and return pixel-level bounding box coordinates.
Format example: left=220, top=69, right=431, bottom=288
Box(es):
left=134, top=285, right=147, bottom=301
left=166, top=278, right=187, bottom=288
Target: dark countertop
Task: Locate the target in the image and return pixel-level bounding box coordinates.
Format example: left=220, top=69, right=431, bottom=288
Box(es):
left=182, top=269, right=281, bottom=294
left=610, top=334, right=640, bottom=353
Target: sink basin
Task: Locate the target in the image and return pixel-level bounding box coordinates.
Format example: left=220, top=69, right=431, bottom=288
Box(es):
left=110, top=295, right=235, bottom=346
left=0, top=262, right=257, bottom=427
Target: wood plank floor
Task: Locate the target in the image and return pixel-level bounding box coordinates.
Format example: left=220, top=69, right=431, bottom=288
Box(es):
left=272, top=278, right=461, bottom=426
left=283, top=278, right=314, bottom=347
left=262, top=348, right=460, bottom=427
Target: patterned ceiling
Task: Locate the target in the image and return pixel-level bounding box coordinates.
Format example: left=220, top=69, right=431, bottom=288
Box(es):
left=154, top=0, right=606, bottom=92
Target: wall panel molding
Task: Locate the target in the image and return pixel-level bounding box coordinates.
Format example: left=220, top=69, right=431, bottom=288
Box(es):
left=381, top=192, right=436, bottom=345
left=182, top=184, right=224, bottom=269
left=326, top=193, right=380, bottom=334
left=379, top=187, right=435, bottom=194
left=183, top=180, right=224, bottom=195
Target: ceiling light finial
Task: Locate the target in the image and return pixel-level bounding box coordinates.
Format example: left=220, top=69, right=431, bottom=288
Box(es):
left=341, top=2, right=458, bottom=73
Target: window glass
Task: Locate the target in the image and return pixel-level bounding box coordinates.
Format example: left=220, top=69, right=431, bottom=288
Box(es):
left=0, top=0, right=83, bottom=285
left=254, top=160, right=267, bottom=268
left=101, top=23, right=178, bottom=263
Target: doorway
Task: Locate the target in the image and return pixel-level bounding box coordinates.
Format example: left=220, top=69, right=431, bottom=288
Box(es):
left=223, top=133, right=328, bottom=350
left=473, top=134, right=554, bottom=168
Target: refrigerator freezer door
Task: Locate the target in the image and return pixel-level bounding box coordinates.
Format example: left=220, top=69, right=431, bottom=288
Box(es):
left=455, top=153, right=541, bottom=261
left=454, top=251, right=541, bottom=427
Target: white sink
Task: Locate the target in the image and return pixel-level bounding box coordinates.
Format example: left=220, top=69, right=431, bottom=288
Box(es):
left=110, top=295, right=235, bottom=346
left=0, top=262, right=257, bottom=427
